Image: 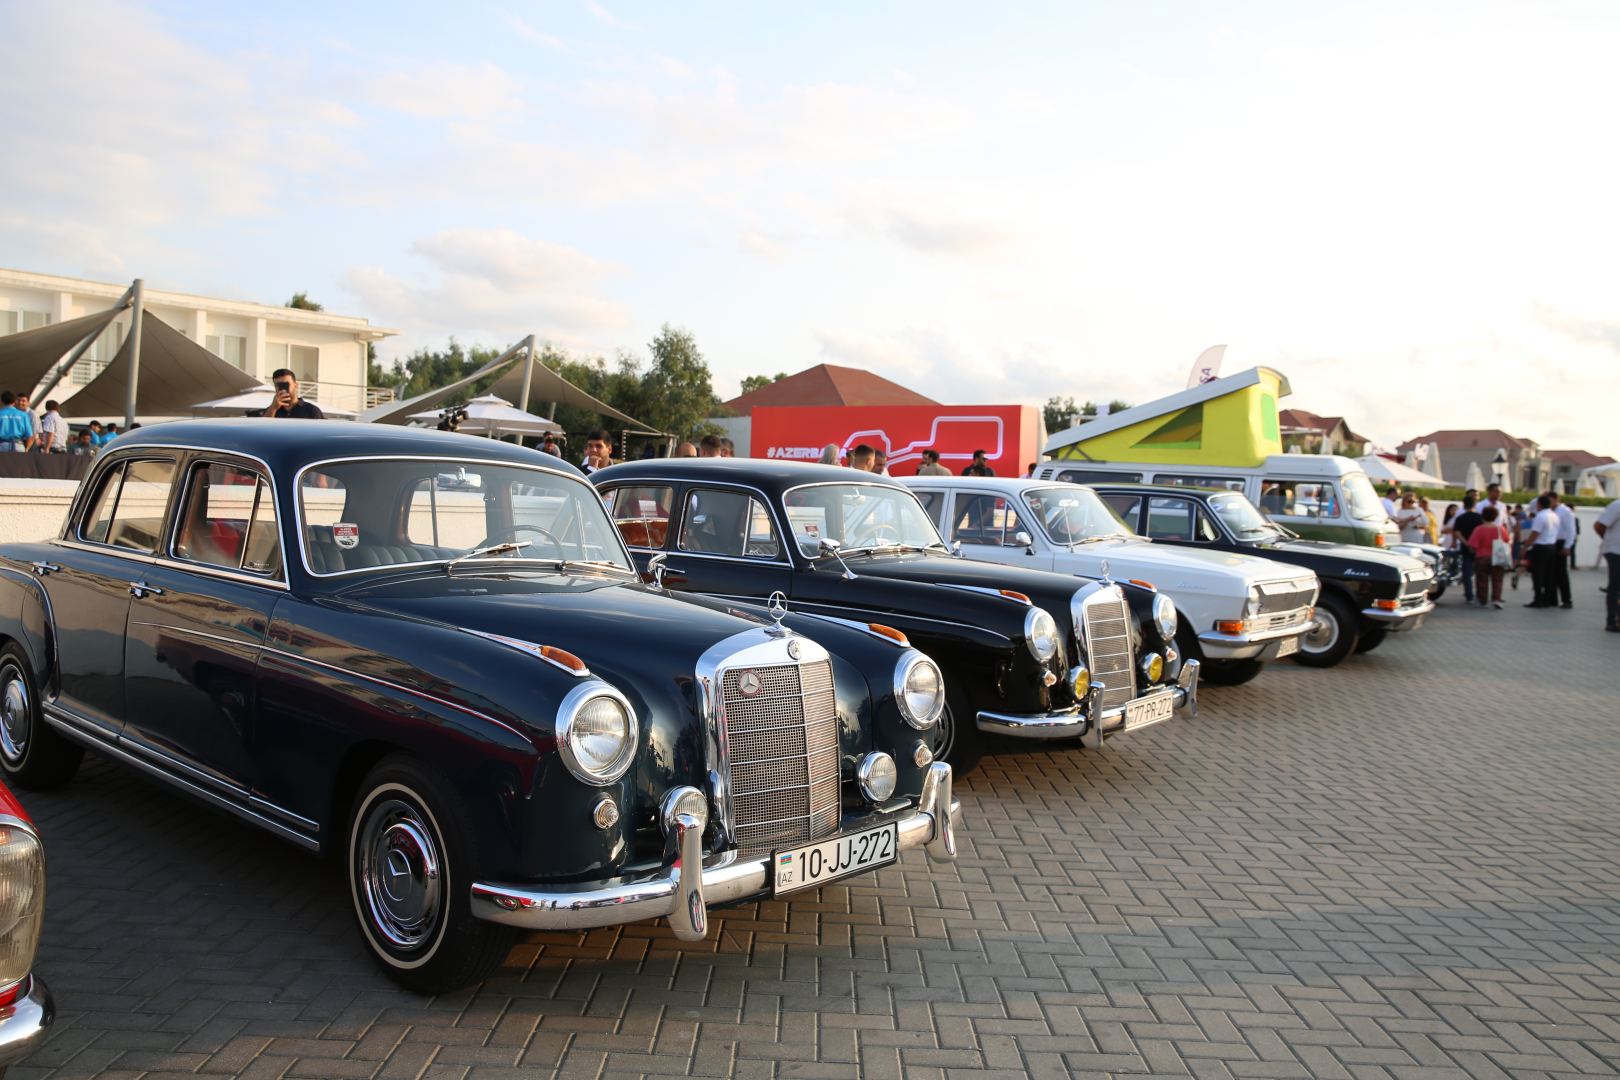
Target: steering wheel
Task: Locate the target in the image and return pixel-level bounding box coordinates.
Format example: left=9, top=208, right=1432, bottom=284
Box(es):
left=862, top=523, right=902, bottom=544
left=475, top=523, right=565, bottom=556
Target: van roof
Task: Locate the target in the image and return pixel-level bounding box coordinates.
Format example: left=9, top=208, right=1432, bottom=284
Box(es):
left=1040, top=455, right=1364, bottom=478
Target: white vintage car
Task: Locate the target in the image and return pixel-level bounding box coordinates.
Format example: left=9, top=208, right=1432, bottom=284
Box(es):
left=901, top=476, right=1320, bottom=687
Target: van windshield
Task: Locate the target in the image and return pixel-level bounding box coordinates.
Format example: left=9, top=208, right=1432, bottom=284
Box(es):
left=1341, top=471, right=1386, bottom=521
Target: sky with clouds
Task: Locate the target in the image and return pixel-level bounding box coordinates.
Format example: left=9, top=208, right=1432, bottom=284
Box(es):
left=2, top=0, right=1616, bottom=453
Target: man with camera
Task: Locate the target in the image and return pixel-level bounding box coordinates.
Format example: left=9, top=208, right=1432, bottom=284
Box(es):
left=261, top=368, right=324, bottom=419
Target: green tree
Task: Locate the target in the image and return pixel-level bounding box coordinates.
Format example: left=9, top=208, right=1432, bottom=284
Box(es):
left=635, top=324, right=720, bottom=440
left=1043, top=395, right=1078, bottom=432
left=286, top=292, right=324, bottom=311
left=739, top=371, right=789, bottom=394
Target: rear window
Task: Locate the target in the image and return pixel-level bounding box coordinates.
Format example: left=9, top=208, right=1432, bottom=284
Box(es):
left=173, top=461, right=281, bottom=576
left=79, top=457, right=176, bottom=552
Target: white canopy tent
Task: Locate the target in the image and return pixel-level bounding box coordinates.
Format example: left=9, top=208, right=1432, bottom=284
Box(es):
left=1576, top=463, right=1620, bottom=499
left=1463, top=460, right=1486, bottom=492
left=406, top=394, right=562, bottom=438
left=192, top=386, right=359, bottom=419
left=1357, top=454, right=1446, bottom=489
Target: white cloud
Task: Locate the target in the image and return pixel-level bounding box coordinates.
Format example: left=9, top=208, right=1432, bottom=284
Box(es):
left=844, top=190, right=1018, bottom=258
left=342, top=229, right=632, bottom=357
left=586, top=1, right=639, bottom=30
left=366, top=61, right=523, bottom=120
left=508, top=17, right=565, bottom=49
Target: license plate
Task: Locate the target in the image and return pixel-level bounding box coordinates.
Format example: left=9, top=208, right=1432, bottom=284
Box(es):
left=1276, top=636, right=1300, bottom=658
left=1123, top=690, right=1176, bottom=731
left=773, top=822, right=898, bottom=896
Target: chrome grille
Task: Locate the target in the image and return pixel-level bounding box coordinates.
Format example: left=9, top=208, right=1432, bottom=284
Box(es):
left=722, top=659, right=841, bottom=855
left=1081, top=590, right=1136, bottom=713
left=1251, top=608, right=1312, bottom=633
left=1400, top=569, right=1433, bottom=601
left=1254, top=582, right=1316, bottom=615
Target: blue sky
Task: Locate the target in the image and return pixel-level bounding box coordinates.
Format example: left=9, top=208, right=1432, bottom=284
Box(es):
left=3, top=0, right=1617, bottom=454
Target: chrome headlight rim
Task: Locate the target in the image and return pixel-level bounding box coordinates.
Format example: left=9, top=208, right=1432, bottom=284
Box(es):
left=660, top=785, right=709, bottom=835
left=894, top=651, right=945, bottom=729
left=1024, top=606, right=1060, bottom=663
left=556, top=681, right=639, bottom=785
left=857, top=751, right=898, bottom=802
left=1152, top=592, right=1177, bottom=640
left=1140, top=651, right=1164, bottom=683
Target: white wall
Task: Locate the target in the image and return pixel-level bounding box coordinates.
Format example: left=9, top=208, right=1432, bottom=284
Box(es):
left=0, top=480, right=77, bottom=545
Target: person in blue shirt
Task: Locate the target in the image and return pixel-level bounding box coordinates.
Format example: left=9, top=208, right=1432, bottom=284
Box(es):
left=0, top=391, right=35, bottom=451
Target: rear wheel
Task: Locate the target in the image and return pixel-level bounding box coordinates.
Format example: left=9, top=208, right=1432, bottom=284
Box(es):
left=934, top=682, right=982, bottom=776
left=347, top=756, right=517, bottom=994
left=1294, top=593, right=1358, bottom=668
left=0, top=644, right=83, bottom=791
left=1354, top=627, right=1388, bottom=654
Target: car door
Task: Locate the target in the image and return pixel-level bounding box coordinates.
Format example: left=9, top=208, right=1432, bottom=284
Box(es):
left=121, top=457, right=284, bottom=792
left=947, top=491, right=1040, bottom=569
left=43, top=454, right=178, bottom=735
left=660, top=486, right=793, bottom=602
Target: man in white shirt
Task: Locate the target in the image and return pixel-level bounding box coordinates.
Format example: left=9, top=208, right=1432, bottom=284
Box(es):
left=1478, top=482, right=1507, bottom=522
left=1549, top=492, right=1577, bottom=608
left=1525, top=494, right=1563, bottom=608
left=37, top=400, right=69, bottom=452
left=1380, top=485, right=1400, bottom=518
left=1594, top=496, right=1620, bottom=631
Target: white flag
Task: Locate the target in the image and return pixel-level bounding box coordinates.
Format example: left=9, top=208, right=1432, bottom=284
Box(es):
left=1185, top=344, right=1226, bottom=389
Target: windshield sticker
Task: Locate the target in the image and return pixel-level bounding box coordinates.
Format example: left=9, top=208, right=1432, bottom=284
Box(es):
left=333, top=522, right=360, bottom=549
left=785, top=506, right=827, bottom=545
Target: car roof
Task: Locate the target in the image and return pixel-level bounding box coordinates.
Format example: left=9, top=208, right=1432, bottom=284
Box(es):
left=1081, top=481, right=1235, bottom=497
left=593, top=457, right=911, bottom=494
left=103, top=418, right=583, bottom=479
left=899, top=475, right=1057, bottom=490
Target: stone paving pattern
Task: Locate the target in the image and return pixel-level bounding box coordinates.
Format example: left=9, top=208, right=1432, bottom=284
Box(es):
left=11, top=585, right=1620, bottom=1078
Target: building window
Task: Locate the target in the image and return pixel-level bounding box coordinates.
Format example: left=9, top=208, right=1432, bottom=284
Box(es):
left=206, top=334, right=247, bottom=369
left=265, top=343, right=318, bottom=383
left=0, top=310, right=50, bottom=336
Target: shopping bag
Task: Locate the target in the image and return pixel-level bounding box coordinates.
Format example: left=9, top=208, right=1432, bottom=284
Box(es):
left=1491, top=534, right=1512, bottom=569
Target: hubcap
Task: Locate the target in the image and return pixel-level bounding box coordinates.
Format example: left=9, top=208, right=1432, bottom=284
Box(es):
left=935, top=703, right=957, bottom=762
left=0, top=662, right=31, bottom=767
left=1302, top=609, right=1339, bottom=653
left=358, top=798, right=442, bottom=950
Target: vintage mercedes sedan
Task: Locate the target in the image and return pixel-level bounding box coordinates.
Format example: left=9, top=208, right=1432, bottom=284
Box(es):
left=903, top=477, right=1321, bottom=683
left=592, top=459, right=1199, bottom=771
left=0, top=421, right=960, bottom=994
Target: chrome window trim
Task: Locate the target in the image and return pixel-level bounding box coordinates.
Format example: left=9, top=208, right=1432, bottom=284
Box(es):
left=674, top=487, right=789, bottom=564
left=168, top=456, right=287, bottom=584
left=292, top=454, right=634, bottom=580
left=71, top=453, right=181, bottom=552
left=52, top=538, right=290, bottom=593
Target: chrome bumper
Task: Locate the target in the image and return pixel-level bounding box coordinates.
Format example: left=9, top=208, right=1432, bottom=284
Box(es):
left=469, top=762, right=959, bottom=939
left=1198, top=621, right=1310, bottom=659
left=976, top=659, right=1200, bottom=742
left=0, top=976, right=53, bottom=1069
left=1362, top=599, right=1435, bottom=627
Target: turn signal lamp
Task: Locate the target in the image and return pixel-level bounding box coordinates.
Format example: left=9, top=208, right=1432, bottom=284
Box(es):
left=1129, top=579, right=1155, bottom=590
left=867, top=623, right=910, bottom=646
left=1215, top=620, right=1247, bottom=635
left=999, top=589, right=1030, bottom=603
left=1373, top=534, right=1386, bottom=547
left=541, top=645, right=588, bottom=673
left=1373, top=599, right=1400, bottom=611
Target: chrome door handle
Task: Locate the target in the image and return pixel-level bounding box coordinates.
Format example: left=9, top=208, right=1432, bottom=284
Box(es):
left=129, top=581, right=164, bottom=599
left=30, top=561, right=61, bottom=576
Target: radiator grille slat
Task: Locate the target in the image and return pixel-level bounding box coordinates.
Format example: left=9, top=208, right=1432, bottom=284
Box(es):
left=722, top=658, right=841, bottom=855
left=1082, top=592, right=1136, bottom=712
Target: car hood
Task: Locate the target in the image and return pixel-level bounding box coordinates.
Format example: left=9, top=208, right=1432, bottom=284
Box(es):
left=1265, top=538, right=1428, bottom=576
left=336, top=570, right=770, bottom=680
left=828, top=550, right=1117, bottom=618
left=1066, top=538, right=1283, bottom=593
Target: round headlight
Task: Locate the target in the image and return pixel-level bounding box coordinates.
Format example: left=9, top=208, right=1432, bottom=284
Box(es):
left=857, top=752, right=898, bottom=802
left=895, top=653, right=945, bottom=729
left=660, top=786, right=709, bottom=834
left=1153, top=593, right=1177, bottom=640
left=1140, top=652, right=1164, bottom=683
left=1068, top=665, right=1091, bottom=700
left=1024, top=607, right=1060, bottom=663
left=557, top=683, right=638, bottom=784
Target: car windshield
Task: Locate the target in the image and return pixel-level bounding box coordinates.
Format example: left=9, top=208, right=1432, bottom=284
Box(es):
left=1341, top=471, right=1386, bottom=521
left=1020, top=486, right=1133, bottom=543
left=298, top=458, right=633, bottom=576
left=1210, top=492, right=1285, bottom=539
left=782, top=483, right=946, bottom=556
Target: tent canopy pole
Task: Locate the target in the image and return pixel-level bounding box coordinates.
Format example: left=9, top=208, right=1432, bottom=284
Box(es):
left=123, top=280, right=145, bottom=428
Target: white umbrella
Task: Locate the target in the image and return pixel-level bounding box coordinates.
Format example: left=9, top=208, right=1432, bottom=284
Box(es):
left=191, top=386, right=358, bottom=418
left=1356, top=454, right=1446, bottom=488
left=1463, top=460, right=1486, bottom=492
left=407, top=394, right=562, bottom=438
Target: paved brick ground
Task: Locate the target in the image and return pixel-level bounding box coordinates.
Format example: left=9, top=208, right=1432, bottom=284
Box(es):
left=11, top=582, right=1620, bottom=1078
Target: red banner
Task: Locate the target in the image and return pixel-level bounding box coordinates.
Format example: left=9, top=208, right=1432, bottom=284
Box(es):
left=750, top=404, right=1040, bottom=477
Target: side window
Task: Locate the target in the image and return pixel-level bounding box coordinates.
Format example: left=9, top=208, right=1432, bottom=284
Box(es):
left=1145, top=496, right=1198, bottom=541
left=1157, top=474, right=1244, bottom=491
left=1194, top=506, right=1220, bottom=542
left=952, top=494, right=1027, bottom=547
left=609, top=485, right=675, bottom=549
left=912, top=490, right=946, bottom=527
left=679, top=489, right=779, bottom=559
left=1261, top=479, right=1339, bottom=518
left=1056, top=469, right=1142, bottom=484
left=81, top=458, right=176, bottom=552
left=1098, top=493, right=1141, bottom=526
left=173, top=462, right=282, bottom=575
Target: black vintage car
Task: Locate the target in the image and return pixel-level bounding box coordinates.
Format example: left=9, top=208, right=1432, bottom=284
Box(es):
left=1090, top=483, right=1435, bottom=666
left=0, top=421, right=960, bottom=993
left=592, top=460, right=1198, bottom=771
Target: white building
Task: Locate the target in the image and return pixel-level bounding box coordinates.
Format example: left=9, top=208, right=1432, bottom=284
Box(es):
left=0, top=267, right=397, bottom=415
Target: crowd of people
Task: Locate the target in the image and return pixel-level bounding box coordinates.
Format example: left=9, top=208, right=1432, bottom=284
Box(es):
left=0, top=389, right=124, bottom=454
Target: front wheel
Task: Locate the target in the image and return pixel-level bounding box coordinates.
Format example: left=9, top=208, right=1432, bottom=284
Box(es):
left=1294, top=594, right=1359, bottom=668
left=1427, top=582, right=1447, bottom=602
left=1200, top=659, right=1265, bottom=687
left=0, top=644, right=83, bottom=791
left=933, top=682, right=982, bottom=776
left=348, top=756, right=516, bottom=994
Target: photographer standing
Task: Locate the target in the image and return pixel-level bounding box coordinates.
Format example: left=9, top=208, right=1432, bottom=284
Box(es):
left=261, top=368, right=324, bottom=419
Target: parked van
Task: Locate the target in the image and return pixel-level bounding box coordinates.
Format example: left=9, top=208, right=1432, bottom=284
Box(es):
left=1033, top=454, right=1400, bottom=549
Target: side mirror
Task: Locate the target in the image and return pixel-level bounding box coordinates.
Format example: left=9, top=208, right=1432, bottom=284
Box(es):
left=818, top=537, right=842, bottom=555
left=1015, top=530, right=1034, bottom=553
left=646, top=551, right=668, bottom=589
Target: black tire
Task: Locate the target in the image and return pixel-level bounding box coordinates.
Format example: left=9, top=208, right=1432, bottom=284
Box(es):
left=1200, top=659, right=1265, bottom=687
left=1354, top=627, right=1388, bottom=654
left=1427, top=582, right=1447, bottom=601
left=0, top=644, right=83, bottom=791
left=934, top=681, right=982, bottom=776
left=347, top=755, right=517, bottom=994
left=1294, top=593, right=1359, bottom=668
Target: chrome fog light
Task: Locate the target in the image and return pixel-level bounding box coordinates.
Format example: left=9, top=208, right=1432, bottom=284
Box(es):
left=1140, top=652, right=1164, bottom=683
left=1068, top=665, right=1091, bottom=699
left=592, top=796, right=620, bottom=829
left=857, top=752, right=898, bottom=802
left=660, top=786, right=708, bottom=834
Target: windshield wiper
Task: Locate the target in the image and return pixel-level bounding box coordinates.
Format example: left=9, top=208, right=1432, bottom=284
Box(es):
left=445, top=540, right=530, bottom=574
